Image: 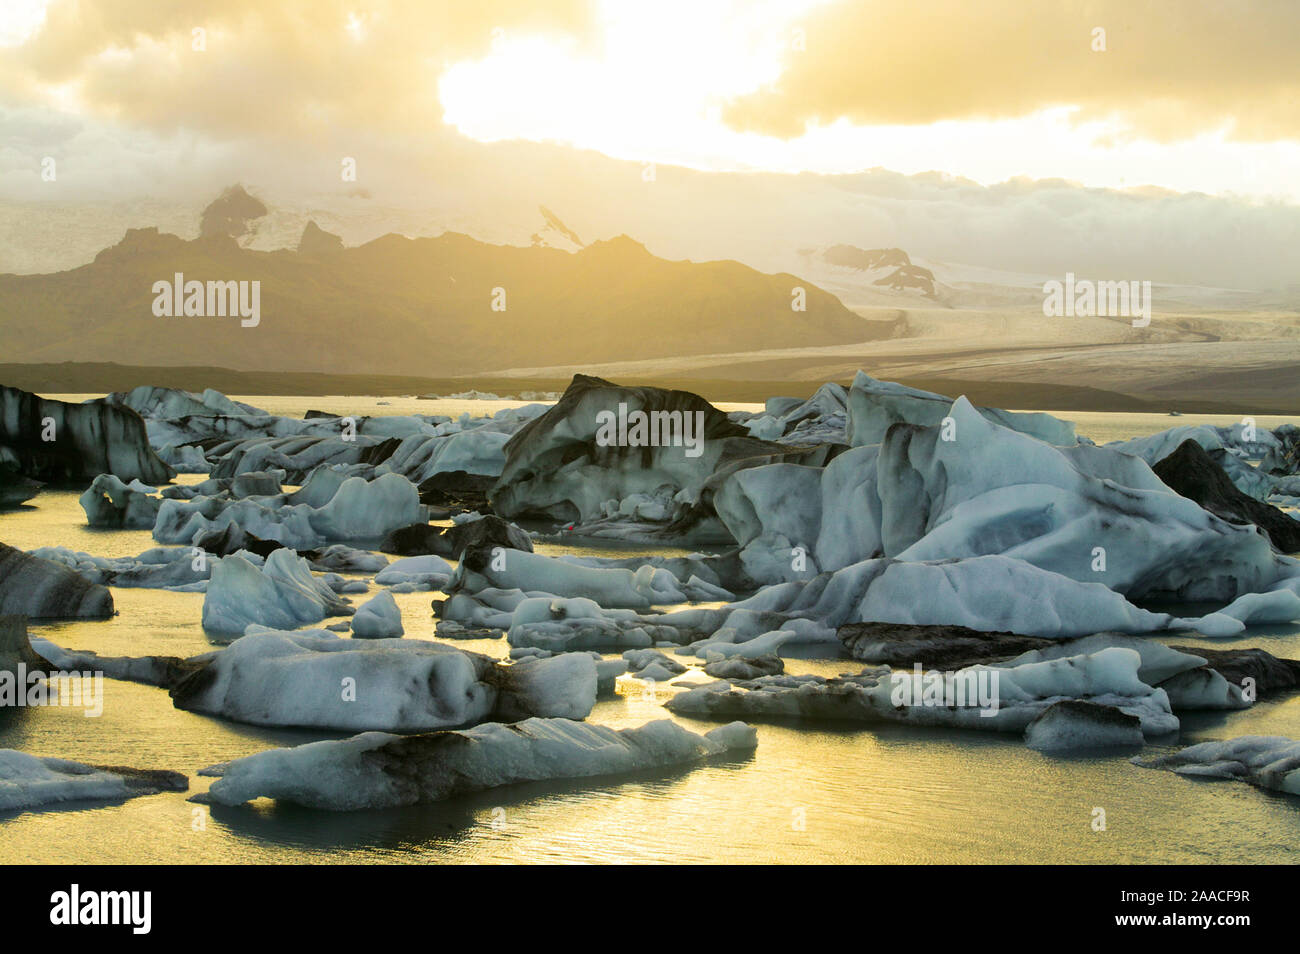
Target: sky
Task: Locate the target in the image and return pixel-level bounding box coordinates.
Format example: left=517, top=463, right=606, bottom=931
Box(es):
left=1, top=0, right=1299, bottom=290
left=2, top=0, right=1299, bottom=199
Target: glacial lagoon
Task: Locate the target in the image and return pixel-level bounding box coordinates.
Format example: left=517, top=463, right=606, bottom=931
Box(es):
left=1, top=398, right=1297, bottom=864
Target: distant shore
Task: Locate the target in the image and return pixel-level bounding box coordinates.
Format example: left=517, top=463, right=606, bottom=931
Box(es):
left=1, top=360, right=1295, bottom=415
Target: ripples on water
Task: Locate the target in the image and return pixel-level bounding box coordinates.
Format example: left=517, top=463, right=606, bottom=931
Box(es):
left=1, top=402, right=1298, bottom=863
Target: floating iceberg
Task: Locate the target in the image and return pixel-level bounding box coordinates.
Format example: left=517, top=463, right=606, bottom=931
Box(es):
left=1133, top=736, right=1300, bottom=797
left=373, top=554, right=453, bottom=590
left=0, top=750, right=187, bottom=813
left=170, top=628, right=597, bottom=731
left=0, top=544, right=113, bottom=619
left=79, top=475, right=161, bottom=529
left=0, top=385, right=173, bottom=484
left=201, top=550, right=353, bottom=634
left=669, top=645, right=1179, bottom=736
left=844, top=372, right=1076, bottom=447
left=30, top=545, right=216, bottom=590
left=1024, top=700, right=1145, bottom=752
left=452, top=547, right=686, bottom=609
left=194, top=717, right=756, bottom=810
left=156, top=471, right=422, bottom=550
left=350, top=591, right=404, bottom=638
left=491, top=374, right=835, bottom=534
left=1152, top=439, right=1300, bottom=553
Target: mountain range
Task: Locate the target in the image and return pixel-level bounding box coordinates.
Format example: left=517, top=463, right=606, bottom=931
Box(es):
left=0, top=190, right=870, bottom=377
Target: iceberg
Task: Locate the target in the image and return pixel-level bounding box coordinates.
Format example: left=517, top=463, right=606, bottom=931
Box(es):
left=350, top=590, right=404, bottom=638
left=0, top=385, right=173, bottom=484
left=170, top=628, right=597, bottom=731
left=452, top=547, right=686, bottom=609
left=844, top=372, right=1076, bottom=447
left=1133, top=736, right=1300, bottom=797
left=1024, top=700, right=1146, bottom=752
left=79, top=475, right=162, bottom=529
left=491, top=374, right=836, bottom=535
left=668, top=645, right=1179, bottom=735
left=373, top=554, right=453, bottom=590
left=155, top=471, right=422, bottom=550
left=201, top=550, right=353, bottom=634
left=0, top=544, right=113, bottom=619
left=194, top=717, right=756, bottom=810
left=0, top=751, right=187, bottom=813
left=30, top=545, right=215, bottom=590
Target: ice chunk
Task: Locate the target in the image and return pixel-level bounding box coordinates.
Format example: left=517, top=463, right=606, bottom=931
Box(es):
left=669, top=646, right=1179, bottom=736
left=350, top=591, right=404, bottom=638
left=374, top=554, right=453, bottom=590
left=1024, top=700, right=1145, bottom=752
left=170, top=628, right=596, bottom=731
left=194, top=717, right=757, bottom=809
left=201, top=550, right=353, bottom=634
left=453, top=548, right=685, bottom=609
left=0, top=544, right=113, bottom=619
left=845, top=372, right=1076, bottom=447
left=0, top=750, right=186, bottom=813
left=1133, top=736, right=1300, bottom=797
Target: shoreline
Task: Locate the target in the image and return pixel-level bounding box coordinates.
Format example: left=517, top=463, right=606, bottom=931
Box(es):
left=4, top=361, right=1296, bottom=415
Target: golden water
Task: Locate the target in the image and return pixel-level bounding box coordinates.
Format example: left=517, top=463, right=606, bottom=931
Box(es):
left=2, top=404, right=1298, bottom=863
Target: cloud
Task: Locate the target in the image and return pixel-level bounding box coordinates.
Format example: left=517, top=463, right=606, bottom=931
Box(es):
left=722, top=0, right=1300, bottom=143
left=1, top=0, right=591, bottom=140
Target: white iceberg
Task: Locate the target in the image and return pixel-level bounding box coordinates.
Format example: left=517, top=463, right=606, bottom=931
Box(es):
left=170, top=628, right=597, bottom=731
left=201, top=550, right=353, bottom=634
left=1133, top=736, right=1300, bottom=797
left=0, top=750, right=186, bottom=812
left=194, top=717, right=756, bottom=810
left=845, top=372, right=1076, bottom=447
left=350, top=590, right=404, bottom=638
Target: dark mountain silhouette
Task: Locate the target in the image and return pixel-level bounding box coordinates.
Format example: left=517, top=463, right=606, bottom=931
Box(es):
left=821, top=244, right=937, bottom=298
left=0, top=195, right=868, bottom=377
left=198, top=184, right=268, bottom=241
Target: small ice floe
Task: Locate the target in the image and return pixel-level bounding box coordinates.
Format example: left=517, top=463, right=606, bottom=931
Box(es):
left=154, top=471, right=421, bottom=551
left=1133, top=736, right=1300, bottom=797
left=703, top=653, right=784, bottom=680
left=350, top=590, right=404, bottom=638
left=374, top=554, right=453, bottom=590
left=79, top=474, right=162, bottom=529
left=509, top=648, right=626, bottom=696
left=622, top=648, right=688, bottom=680
left=0, top=750, right=186, bottom=813
left=452, top=548, right=686, bottom=609
left=31, top=544, right=218, bottom=590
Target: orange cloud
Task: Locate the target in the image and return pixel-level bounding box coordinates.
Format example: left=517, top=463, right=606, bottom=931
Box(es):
left=722, top=0, right=1300, bottom=143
